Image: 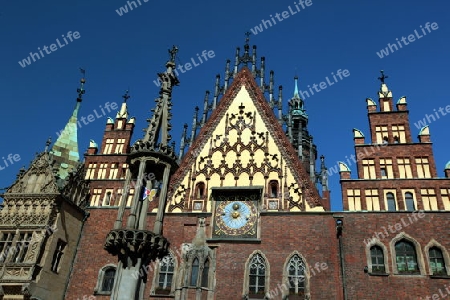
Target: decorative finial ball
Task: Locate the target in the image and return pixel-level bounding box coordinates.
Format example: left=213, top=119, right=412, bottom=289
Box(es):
left=80, top=78, right=86, bottom=84
left=232, top=203, right=240, bottom=210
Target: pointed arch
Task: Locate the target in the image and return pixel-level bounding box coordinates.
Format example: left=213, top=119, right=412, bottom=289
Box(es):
left=281, top=251, right=310, bottom=299
left=190, top=257, right=200, bottom=286
left=364, top=239, right=390, bottom=274
left=390, top=232, right=425, bottom=275
left=424, top=239, right=450, bottom=276
left=243, top=250, right=270, bottom=298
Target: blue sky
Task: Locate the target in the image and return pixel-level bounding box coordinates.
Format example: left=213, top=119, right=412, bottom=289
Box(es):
left=1, top=0, right=449, bottom=210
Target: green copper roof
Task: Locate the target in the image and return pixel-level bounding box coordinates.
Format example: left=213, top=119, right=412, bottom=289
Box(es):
left=294, top=76, right=299, bottom=98
left=50, top=101, right=81, bottom=180
left=446, top=161, right=450, bottom=169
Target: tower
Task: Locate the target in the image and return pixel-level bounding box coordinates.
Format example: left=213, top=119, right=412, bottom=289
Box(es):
left=340, top=71, right=450, bottom=211
left=287, top=76, right=318, bottom=184
left=0, top=75, right=89, bottom=300
left=104, top=46, right=180, bottom=300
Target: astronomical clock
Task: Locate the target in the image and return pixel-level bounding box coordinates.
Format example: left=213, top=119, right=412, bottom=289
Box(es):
left=212, top=188, right=260, bottom=239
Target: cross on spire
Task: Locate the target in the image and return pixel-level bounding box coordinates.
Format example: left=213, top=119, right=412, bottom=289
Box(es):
left=245, top=32, right=251, bottom=45
left=77, top=68, right=86, bottom=102
left=122, top=90, right=130, bottom=102
left=169, top=45, right=178, bottom=63
left=378, top=70, right=389, bottom=84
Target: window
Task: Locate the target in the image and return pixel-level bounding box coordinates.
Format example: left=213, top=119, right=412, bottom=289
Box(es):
left=287, top=255, right=305, bottom=295
left=347, top=189, right=361, bottom=211
left=421, top=189, right=438, bottom=210
left=249, top=253, right=266, bottom=295
left=370, top=246, right=385, bottom=273
left=269, top=180, right=279, bottom=198
left=201, top=259, right=210, bottom=288
left=395, top=240, right=419, bottom=274
left=12, top=233, right=32, bottom=263
left=362, top=159, right=376, bottom=179
left=95, top=265, right=117, bottom=295
left=98, top=163, right=108, bottom=179
left=0, top=233, right=14, bottom=263
left=190, top=258, right=199, bottom=286
left=416, top=157, right=431, bottom=178
left=115, top=138, right=125, bottom=154
left=91, top=189, right=102, bottom=206
left=365, top=189, right=380, bottom=211
left=127, top=188, right=135, bottom=206
left=51, top=239, right=67, bottom=273
left=109, top=163, right=118, bottom=179
left=103, top=191, right=112, bottom=206
left=375, top=126, right=389, bottom=144
left=404, top=192, right=415, bottom=211
left=104, top=139, right=114, bottom=154
left=102, top=268, right=116, bottom=292
left=379, top=159, right=393, bottom=178
left=392, top=125, right=406, bottom=143
left=441, top=188, right=450, bottom=210
left=120, top=163, right=128, bottom=179
left=386, top=192, right=396, bottom=211
left=85, top=163, right=97, bottom=179
left=194, top=182, right=205, bottom=199
left=397, top=158, right=412, bottom=178
left=158, top=255, right=174, bottom=290
left=429, top=247, right=446, bottom=275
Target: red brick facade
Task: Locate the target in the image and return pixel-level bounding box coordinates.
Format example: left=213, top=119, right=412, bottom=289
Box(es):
left=64, top=73, right=450, bottom=300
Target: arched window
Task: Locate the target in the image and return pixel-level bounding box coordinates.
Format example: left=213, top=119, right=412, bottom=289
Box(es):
left=102, top=268, right=116, bottom=292
left=370, top=246, right=385, bottom=273
left=190, top=258, right=199, bottom=286
left=195, top=182, right=205, bottom=199
left=201, top=259, right=210, bottom=288
left=395, top=240, right=419, bottom=274
left=429, top=247, right=446, bottom=275
left=287, top=255, right=305, bottom=295
left=249, top=254, right=266, bottom=295
left=405, top=192, right=415, bottom=211
left=386, top=192, right=396, bottom=211
left=94, top=265, right=117, bottom=295
left=158, top=255, right=174, bottom=290
left=269, top=180, right=278, bottom=198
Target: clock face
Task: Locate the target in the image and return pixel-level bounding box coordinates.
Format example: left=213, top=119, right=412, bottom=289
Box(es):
left=215, top=200, right=257, bottom=236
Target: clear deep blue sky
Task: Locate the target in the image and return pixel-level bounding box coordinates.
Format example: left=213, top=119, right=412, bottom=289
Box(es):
left=1, top=0, right=449, bottom=210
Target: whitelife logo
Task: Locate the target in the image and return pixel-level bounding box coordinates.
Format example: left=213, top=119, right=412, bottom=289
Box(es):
left=250, top=0, right=313, bottom=35
left=376, top=22, right=438, bottom=59
left=18, top=31, right=81, bottom=68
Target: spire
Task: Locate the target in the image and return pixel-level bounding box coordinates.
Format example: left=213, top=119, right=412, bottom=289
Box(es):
left=294, top=75, right=300, bottom=98
left=139, top=46, right=179, bottom=155
left=50, top=71, right=85, bottom=180
left=116, top=90, right=130, bottom=119
left=289, top=76, right=306, bottom=116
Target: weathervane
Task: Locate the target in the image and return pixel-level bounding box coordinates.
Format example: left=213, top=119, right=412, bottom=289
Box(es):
left=378, top=70, right=388, bottom=84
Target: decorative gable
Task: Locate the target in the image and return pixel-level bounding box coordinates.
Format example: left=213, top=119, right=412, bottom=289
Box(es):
left=167, top=67, right=324, bottom=213
left=7, top=152, right=59, bottom=195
